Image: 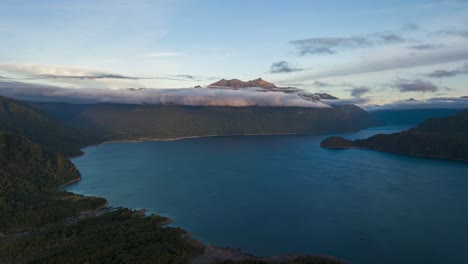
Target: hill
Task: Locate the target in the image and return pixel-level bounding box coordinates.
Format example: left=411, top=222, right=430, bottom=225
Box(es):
left=321, top=108, right=468, bottom=162
left=0, top=131, right=105, bottom=230
left=0, top=96, right=98, bottom=156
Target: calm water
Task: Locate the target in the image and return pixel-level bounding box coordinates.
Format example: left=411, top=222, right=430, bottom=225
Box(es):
left=66, top=126, right=468, bottom=264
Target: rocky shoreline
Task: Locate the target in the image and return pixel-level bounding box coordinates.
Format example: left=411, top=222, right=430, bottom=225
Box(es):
left=191, top=246, right=347, bottom=264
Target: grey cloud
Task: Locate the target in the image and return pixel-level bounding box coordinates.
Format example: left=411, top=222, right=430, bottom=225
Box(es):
left=32, top=73, right=142, bottom=80
left=311, top=80, right=333, bottom=87
left=434, top=29, right=468, bottom=38
left=310, top=81, right=370, bottom=97
left=0, top=80, right=331, bottom=108
left=350, top=87, right=370, bottom=97
left=270, top=61, right=302, bottom=73
left=392, top=79, right=439, bottom=93
left=408, top=44, right=440, bottom=50
left=403, top=23, right=420, bottom=31
left=291, top=32, right=406, bottom=56
left=322, top=97, right=370, bottom=106
left=29, top=73, right=200, bottom=81
left=291, top=36, right=371, bottom=55
left=377, top=34, right=406, bottom=44
left=171, top=74, right=195, bottom=80
left=289, top=44, right=468, bottom=81
left=426, top=63, right=468, bottom=77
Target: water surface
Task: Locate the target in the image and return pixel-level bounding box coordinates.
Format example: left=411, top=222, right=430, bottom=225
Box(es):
left=67, top=126, right=468, bottom=264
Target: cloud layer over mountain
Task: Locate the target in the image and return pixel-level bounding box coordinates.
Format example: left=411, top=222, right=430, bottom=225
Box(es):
left=0, top=81, right=330, bottom=108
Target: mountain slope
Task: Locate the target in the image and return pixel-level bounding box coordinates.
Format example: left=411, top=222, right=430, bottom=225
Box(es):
left=0, top=96, right=97, bottom=156
left=28, top=103, right=380, bottom=141
left=321, top=108, right=468, bottom=162
left=0, top=131, right=80, bottom=210
left=0, top=131, right=106, bottom=232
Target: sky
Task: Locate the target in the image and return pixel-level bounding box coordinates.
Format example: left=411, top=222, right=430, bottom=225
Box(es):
left=0, top=0, right=468, bottom=106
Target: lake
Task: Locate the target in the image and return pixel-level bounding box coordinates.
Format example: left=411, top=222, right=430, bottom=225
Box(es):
left=66, top=126, right=468, bottom=264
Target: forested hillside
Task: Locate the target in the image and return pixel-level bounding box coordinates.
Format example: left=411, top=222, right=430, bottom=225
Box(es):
left=28, top=102, right=379, bottom=140
left=0, top=131, right=105, bottom=231
left=0, top=96, right=98, bottom=156
left=321, top=108, right=468, bottom=162
left=0, top=130, right=202, bottom=263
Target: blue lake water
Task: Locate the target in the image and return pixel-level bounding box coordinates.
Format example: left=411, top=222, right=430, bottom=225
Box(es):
left=66, top=126, right=468, bottom=264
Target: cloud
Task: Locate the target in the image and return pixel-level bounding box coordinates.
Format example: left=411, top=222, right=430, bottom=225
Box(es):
left=350, top=87, right=370, bottom=97
left=286, top=41, right=468, bottom=81
left=391, top=79, right=439, bottom=93
left=0, top=80, right=332, bottom=108
left=31, top=73, right=142, bottom=80
left=29, top=73, right=199, bottom=82
left=311, top=80, right=334, bottom=88
left=172, top=74, right=195, bottom=80
left=377, top=34, right=406, bottom=44
left=270, top=61, right=302, bottom=73
left=426, top=63, right=468, bottom=77
left=310, top=80, right=371, bottom=97
left=403, top=23, right=420, bottom=31
left=291, top=36, right=371, bottom=55
left=434, top=30, right=468, bottom=38
left=322, top=97, right=370, bottom=106
left=408, top=44, right=441, bottom=50
left=0, top=63, right=210, bottom=84
left=290, top=32, right=406, bottom=56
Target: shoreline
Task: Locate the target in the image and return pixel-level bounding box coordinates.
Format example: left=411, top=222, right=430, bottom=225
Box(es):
left=60, top=175, right=346, bottom=263
left=321, top=144, right=468, bottom=163
left=59, top=177, right=81, bottom=188
left=79, top=127, right=379, bottom=153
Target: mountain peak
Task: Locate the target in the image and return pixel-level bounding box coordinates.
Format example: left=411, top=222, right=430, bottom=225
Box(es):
left=209, top=78, right=277, bottom=89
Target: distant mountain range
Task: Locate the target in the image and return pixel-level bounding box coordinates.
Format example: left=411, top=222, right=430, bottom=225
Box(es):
left=321, top=108, right=468, bottom=162
left=28, top=102, right=379, bottom=141
left=8, top=78, right=378, bottom=141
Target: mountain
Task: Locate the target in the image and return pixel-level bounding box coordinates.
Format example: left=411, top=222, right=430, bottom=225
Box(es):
left=23, top=79, right=377, bottom=141
left=209, top=78, right=277, bottom=89
left=0, top=96, right=98, bottom=156
left=321, top=108, right=468, bottom=162
left=28, top=102, right=380, bottom=141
